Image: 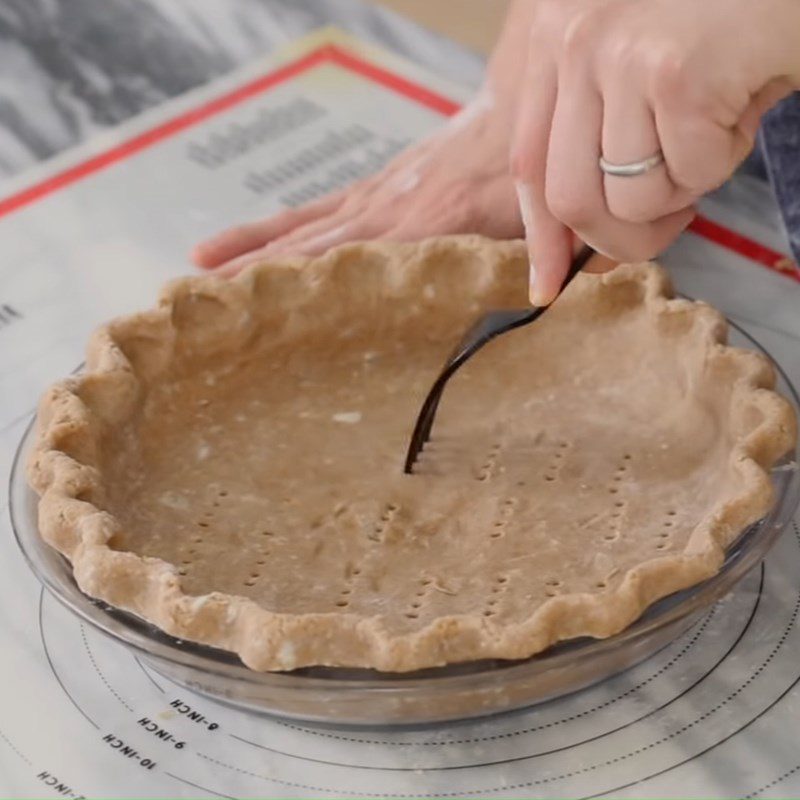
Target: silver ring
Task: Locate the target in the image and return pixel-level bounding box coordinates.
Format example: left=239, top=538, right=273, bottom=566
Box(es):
left=599, top=151, right=665, bottom=177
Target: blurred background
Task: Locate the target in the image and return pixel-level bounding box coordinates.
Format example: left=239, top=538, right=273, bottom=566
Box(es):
left=0, top=0, right=509, bottom=181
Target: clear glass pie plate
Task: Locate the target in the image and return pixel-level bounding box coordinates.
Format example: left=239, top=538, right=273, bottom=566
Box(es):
left=10, top=322, right=800, bottom=727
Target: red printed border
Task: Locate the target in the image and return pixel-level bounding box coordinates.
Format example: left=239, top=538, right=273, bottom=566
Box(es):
left=0, top=41, right=794, bottom=281
left=0, top=44, right=459, bottom=219
left=688, top=215, right=798, bottom=282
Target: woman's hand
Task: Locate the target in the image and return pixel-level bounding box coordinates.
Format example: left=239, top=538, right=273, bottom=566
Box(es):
left=192, top=99, right=523, bottom=275
left=511, top=0, right=800, bottom=305
left=192, top=0, right=543, bottom=275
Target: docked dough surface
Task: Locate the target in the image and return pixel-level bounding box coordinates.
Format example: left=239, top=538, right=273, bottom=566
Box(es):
left=28, top=237, right=796, bottom=671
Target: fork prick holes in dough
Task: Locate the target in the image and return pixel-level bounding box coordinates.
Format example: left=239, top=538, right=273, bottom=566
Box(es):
left=406, top=612, right=419, bottom=619
left=376, top=502, right=400, bottom=532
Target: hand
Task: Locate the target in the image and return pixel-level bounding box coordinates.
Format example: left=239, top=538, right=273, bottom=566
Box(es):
left=193, top=0, right=547, bottom=275
left=192, top=95, right=522, bottom=275
left=511, top=0, right=800, bottom=305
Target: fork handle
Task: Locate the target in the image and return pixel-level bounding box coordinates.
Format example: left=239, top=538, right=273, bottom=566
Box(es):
left=552, top=244, right=595, bottom=302
left=402, top=244, right=595, bottom=474
left=447, top=244, right=596, bottom=364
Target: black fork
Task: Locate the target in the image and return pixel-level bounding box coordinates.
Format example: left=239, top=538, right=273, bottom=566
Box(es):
left=403, top=245, right=595, bottom=474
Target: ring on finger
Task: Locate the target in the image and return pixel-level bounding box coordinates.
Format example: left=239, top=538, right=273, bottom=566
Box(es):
left=599, top=150, right=665, bottom=177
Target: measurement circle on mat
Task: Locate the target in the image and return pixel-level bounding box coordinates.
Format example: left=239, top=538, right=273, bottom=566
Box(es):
left=34, top=524, right=800, bottom=799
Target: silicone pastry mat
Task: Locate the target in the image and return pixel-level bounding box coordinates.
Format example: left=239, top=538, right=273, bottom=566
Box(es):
left=2, top=26, right=800, bottom=800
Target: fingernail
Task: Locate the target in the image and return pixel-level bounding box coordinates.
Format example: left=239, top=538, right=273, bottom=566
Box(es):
left=515, top=181, right=537, bottom=299
left=530, top=288, right=556, bottom=308
left=515, top=180, right=535, bottom=240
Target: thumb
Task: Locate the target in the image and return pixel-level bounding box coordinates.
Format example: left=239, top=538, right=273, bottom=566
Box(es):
left=516, top=180, right=574, bottom=306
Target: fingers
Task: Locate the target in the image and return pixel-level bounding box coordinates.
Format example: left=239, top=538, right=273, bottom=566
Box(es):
left=601, top=82, right=693, bottom=223
left=265, top=216, right=358, bottom=257
left=546, top=57, right=696, bottom=265
left=192, top=191, right=346, bottom=269
left=291, top=215, right=389, bottom=256
left=215, top=217, right=361, bottom=277
left=258, top=196, right=375, bottom=255
left=652, top=64, right=753, bottom=194
left=193, top=143, right=436, bottom=270
left=515, top=10, right=696, bottom=270
left=511, top=35, right=570, bottom=306
left=738, top=76, right=794, bottom=141
left=543, top=51, right=606, bottom=272
left=215, top=201, right=392, bottom=276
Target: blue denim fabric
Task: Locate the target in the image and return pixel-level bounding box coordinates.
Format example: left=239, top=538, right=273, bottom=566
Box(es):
left=759, top=92, right=800, bottom=263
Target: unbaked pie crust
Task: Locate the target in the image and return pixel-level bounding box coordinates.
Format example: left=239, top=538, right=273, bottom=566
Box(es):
left=28, top=237, right=796, bottom=672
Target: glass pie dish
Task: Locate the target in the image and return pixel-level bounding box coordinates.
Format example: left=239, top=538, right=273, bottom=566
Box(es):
left=10, top=322, right=800, bottom=726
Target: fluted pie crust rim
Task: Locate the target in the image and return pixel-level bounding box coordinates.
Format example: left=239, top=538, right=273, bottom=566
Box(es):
left=27, top=237, right=797, bottom=672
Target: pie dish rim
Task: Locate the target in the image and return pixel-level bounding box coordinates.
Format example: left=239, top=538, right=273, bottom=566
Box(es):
left=25, top=236, right=798, bottom=672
